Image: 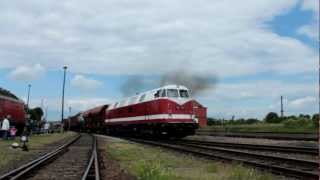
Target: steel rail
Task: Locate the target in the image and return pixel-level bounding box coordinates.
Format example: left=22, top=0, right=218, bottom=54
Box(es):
left=128, top=138, right=319, bottom=179
left=178, top=139, right=318, bottom=155
left=81, top=136, right=100, bottom=180
left=0, top=134, right=81, bottom=180
left=177, top=142, right=318, bottom=168
left=196, top=131, right=318, bottom=141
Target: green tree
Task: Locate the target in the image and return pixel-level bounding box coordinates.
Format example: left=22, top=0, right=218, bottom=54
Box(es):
left=264, top=112, right=281, bottom=123
left=29, top=107, right=44, bottom=122
left=207, top=118, right=222, bottom=126
left=312, top=114, right=319, bottom=128
left=299, top=114, right=311, bottom=119
left=246, top=118, right=259, bottom=124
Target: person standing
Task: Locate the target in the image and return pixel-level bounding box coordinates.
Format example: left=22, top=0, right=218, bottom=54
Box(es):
left=0, top=119, right=3, bottom=138
left=10, top=126, right=17, bottom=140
left=1, top=115, right=10, bottom=140
left=44, top=122, right=50, bottom=134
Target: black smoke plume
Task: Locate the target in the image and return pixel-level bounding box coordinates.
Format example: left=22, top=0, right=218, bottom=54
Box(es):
left=160, top=70, right=217, bottom=95
left=120, top=76, right=147, bottom=96
left=120, top=71, right=217, bottom=96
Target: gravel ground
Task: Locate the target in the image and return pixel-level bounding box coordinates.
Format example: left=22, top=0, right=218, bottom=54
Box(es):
left=26, top=134, right=91, bottom=180
left=185, top=135, right=318, bottom=148
left=97, top=137, right=136, bottom=180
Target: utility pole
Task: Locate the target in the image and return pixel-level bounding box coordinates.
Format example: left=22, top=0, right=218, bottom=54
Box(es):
left=69, top=106, right=72, bottom=116
left=41, top=98, right=44, bottom=121
left=45, top=106, right=48, bottom=121
left=68, top=106, right=72, bottom=131
left=26, top=84, right=31, bottom=109
left=61, top=66, right=67, bottom=132
left=41, top=98, right=44, bottom=110
left=318, top=14, right=320, bottom=163
left=280, top=96, right=284, bottom=118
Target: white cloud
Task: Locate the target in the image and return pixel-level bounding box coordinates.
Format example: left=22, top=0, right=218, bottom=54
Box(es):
left=199, top=80, right=315, bottom=101
left=301, top=0, right=319, bottom=13
left=66, top=98, right=111, bottom=111
left=71, top=75, right=103, bottom=91
left=288, top=96, right=316, bottom=109
left=297, top=25, right=318, bottom=39
left=298, top=0, right=319, bottom=39
left=26, top=97, right=112, bottom=117
left=0, top=1, right=318, bottom=119
left=8, top=64, right=45, bottom=81
left=0, top=0, right=316, bottom=78
left=197, top=80, right=317, bottom=118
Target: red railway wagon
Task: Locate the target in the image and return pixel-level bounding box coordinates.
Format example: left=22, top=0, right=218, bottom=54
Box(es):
left=83, top=105, right=109, bottom=132
left=64, top=113, right=83, bottom=132
left=0, top=94, right=26, bottom=134
left=104, top=85, right=205, bottom=138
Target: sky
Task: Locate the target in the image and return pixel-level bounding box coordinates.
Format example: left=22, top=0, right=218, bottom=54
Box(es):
left=0, top=0, right=318, bottom=120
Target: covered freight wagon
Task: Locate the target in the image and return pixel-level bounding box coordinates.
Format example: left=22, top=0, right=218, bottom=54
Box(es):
left=82, top=105, right=109, bottom=132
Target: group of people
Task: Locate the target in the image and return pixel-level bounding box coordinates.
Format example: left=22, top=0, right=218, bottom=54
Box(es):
left=1, top=115, right=54, bottom=141
left=0, top=115, right=17, bottom=140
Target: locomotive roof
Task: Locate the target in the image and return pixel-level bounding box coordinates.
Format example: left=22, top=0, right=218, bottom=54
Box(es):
left=160, top=85, right=188, bottom=90
left=108, top=84, right=190, bottom=110
left=83, top=104, right=109, bottom=117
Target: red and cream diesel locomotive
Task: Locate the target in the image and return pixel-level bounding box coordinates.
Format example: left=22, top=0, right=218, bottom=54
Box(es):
left=103, top=84, right=207, bottom=137
left=70, top=85, right=207, bottom=138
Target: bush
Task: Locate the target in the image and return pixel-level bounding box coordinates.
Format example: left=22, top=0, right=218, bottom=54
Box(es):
left=283, top=118, right=313, bottom=129
left=207, top=118, right=223, bottom=126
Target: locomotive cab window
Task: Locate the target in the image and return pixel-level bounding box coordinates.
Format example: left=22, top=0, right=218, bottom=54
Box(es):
left=179, top=89, right=189, bottom=98
left=114, top=102, right=119, bottom=108
left=139, top=94, right=146, bottom=102
left=154, top=90, right=160, bottom=98
left=129, top=96, right=137, bottom=104
left=167, top=89, right=178, bottom=97
left=161, top=89, right=166, bottom=97
left=120, top=100, right=127, bottom=107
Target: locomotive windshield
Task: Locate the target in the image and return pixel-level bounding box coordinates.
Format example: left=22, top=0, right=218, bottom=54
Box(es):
left=167, top=89, right=179, bottom=97
left=156, top=88, right=190, bottom=98
left=179, top=89, right=189, bottom=98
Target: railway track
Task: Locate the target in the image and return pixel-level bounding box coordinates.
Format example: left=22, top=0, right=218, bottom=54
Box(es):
left=0, top=133, right=100, bottom=180
left=177, top=139, right=318, bottom=155
left=196, top=131, right=318, bottom=141
left=127, top=138, right=319, bottom=179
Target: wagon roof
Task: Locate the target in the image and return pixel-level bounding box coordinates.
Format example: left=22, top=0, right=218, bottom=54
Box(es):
left=82, top=104, right=109, bottom=117
left=0, top=87, right=19, bottom=100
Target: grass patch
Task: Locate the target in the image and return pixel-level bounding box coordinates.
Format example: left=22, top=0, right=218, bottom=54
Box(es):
left=0, top=132, right=76, bottom=169
left=228, top=164, right=275, bottom=180
left=104, top=137, right=283, bottom=180
left=203, top=123, right=317, bottom=133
